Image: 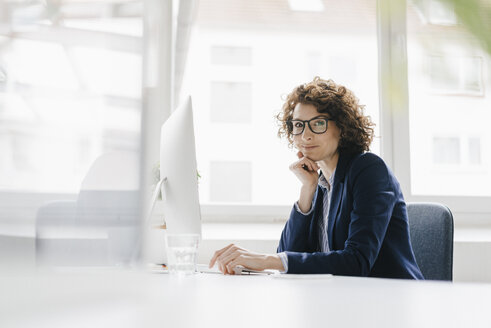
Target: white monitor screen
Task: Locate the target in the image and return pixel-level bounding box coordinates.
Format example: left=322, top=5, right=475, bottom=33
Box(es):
left=160, top=96, right=202, bottom=236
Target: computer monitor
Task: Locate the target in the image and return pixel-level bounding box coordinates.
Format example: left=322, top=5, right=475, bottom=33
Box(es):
left=157, top=96, right=202, bottom=236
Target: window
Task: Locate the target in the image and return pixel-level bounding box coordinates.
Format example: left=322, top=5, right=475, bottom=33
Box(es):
left=412, top=0, right=457, bottom=26
left=427, top=0, right=457, bottom=25
left=432, top=137, right=460, bottom=165
left=468, top=137, right=481, bottom=165
left=428, top=55, right=483, bottom=95
left=0, top=1, right=142, bottom=194
left=4, top=0, right=488, bottom=227
left=407, top=0, right=491, bottom=199
left=181, top=0, right=380, bottom=207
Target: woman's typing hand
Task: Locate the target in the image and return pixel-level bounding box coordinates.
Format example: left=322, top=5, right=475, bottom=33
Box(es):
left=208, top=244, right=284, bottom=275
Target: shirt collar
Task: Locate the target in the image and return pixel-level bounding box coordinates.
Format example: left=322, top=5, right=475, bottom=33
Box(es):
left=318, top=170, right=335, bottom=191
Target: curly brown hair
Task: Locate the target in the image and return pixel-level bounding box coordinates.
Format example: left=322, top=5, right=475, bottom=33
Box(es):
left=276, top=77, right=375, bottom=153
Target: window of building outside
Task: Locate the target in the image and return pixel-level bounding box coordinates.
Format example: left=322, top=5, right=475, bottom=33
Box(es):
left=180, top=0, right=380, bottom=206
left=407, top=0, right=491, bottom=197
left=0, top=1, right=142, bottom=195
left=428, top=55, right=483, bottom=95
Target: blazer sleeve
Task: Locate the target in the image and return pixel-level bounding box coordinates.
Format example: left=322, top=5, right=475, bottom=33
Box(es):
left=284, top=156, right=396, bottom=276
left=277, top=188, right=320, bottom=253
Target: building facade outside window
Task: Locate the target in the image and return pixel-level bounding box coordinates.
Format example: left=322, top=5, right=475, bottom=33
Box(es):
left=181, top=0, right=380, bottom=206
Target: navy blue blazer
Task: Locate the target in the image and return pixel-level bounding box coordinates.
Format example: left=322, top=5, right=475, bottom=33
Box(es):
left=277, top=151, right=424, bottom=279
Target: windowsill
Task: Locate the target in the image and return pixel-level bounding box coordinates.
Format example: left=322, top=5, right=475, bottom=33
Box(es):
left=454, top=228, right=491, bottom=243
left=2, top=221, right=491, bottom=244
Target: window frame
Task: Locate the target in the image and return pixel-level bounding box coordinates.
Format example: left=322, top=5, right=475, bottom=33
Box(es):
left=197, top=0, right=491, bottom=225
left=380, top=0, right=491, bottom=226
left=3, top=0, right=490, bottom=227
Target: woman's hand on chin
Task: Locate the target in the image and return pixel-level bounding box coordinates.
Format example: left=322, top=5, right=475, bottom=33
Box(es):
left=289, top=151, right=319, bottom=187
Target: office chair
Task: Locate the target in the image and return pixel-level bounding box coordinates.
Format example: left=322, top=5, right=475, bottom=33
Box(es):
left=36, top=151, right=140, bottom=266
left=406, top=202, right=454, bottom=281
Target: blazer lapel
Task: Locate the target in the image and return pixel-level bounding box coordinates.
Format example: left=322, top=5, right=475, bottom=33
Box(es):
left=327, top=181, right=343, bottom=250
left=327, top=150, right=359, bottom=250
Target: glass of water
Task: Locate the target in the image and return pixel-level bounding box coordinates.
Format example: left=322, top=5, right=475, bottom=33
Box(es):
left=165, top=234, right=200, bottom=275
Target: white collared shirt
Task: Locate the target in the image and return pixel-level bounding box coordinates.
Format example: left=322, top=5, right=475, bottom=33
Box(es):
left=278, top=170, right=336, bottom=273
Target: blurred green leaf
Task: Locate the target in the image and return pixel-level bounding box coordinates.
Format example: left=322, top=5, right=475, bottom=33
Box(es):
left=443, top=0, right=491, bottom=54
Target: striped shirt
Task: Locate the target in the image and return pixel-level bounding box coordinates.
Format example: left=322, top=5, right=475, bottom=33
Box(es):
left=278, top=170, right=335, bottom=273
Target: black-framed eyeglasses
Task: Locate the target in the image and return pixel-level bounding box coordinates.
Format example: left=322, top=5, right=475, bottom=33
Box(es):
left=287, top=117, right=334, bottom=135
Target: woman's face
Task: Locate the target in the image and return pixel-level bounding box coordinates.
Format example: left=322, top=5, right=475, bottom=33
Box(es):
left=291, top=103, right=341, bottom=162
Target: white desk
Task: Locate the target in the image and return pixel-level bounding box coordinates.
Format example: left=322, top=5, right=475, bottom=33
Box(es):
left=1, top=269, right=491, bottom=328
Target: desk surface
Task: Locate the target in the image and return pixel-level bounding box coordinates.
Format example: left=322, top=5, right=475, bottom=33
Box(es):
left=1, top=269, right=491, bottom=328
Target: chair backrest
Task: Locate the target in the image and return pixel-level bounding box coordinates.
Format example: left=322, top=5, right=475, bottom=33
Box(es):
left=407, top=202, right=454, bottom=281
left=77, top=151, right=140, bottom=224
left=80, top=151, right=140, bottom=191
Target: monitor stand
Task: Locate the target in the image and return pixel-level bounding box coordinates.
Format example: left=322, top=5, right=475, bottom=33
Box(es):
left=146, top=177, right=167, bottom=225
left=130, top=177, right=167, bottom=264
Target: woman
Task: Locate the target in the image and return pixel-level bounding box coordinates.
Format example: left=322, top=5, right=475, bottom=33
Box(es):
left=209, top=77, right=423, bottom=279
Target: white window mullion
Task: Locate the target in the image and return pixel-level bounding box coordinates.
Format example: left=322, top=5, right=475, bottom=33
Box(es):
left=376, top=0, right=411, bottom=197
left=141, top=0, right=175, bottom=215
